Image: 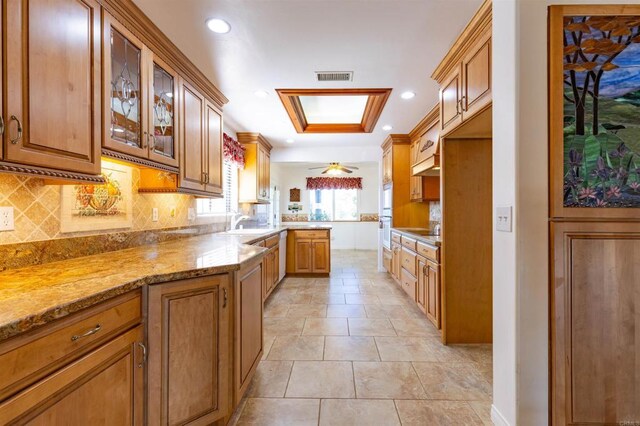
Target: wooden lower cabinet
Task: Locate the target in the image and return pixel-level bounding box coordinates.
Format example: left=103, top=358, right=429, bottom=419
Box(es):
left=311, top=240, right=330, bottom=273
left=418, top=256, right=441, bottom=329
left=0, top=326, right=144, bottom=425
left=287, top=230, right=331, bottom=274
left=147, top=275, right=230, bottom=425
left=382, top=247, right=392, bottom=273
left=294, top=240, right=312, bottom=273
left=391, top=243, right=401, bottom=282
left=262, top=246, right=279, bottom=301
left=551, top=221, right=640, bottom=425
left=234, top=259, right=263, bottom=405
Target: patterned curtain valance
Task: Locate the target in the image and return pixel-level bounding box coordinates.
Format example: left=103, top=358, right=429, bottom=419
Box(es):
left=223, top=133, right=245, bottom=168
left=306, top=177, right=363, bottom=190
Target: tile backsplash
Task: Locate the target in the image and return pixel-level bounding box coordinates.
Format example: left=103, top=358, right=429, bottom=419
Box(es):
left=0, top=162, right=227, bottom=246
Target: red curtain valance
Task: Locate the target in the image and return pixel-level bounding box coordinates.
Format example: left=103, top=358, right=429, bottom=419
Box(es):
left=306, top=177, right=362, bottom=190
left=223, top=133, right=245, bottom=168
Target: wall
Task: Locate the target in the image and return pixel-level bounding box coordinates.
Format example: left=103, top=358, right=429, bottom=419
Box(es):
left=272, top=162, right=379, bottom=250
left=492, top=1, right=636, bottom=425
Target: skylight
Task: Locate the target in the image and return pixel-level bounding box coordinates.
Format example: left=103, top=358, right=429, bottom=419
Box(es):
left=299, top=95, right=368, bottom=124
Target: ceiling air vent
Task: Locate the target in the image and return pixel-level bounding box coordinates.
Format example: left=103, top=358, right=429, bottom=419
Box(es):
left=315, top=71, right=353, bottom=82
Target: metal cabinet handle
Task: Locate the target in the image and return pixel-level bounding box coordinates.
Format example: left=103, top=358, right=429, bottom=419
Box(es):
left=137, top=342, right=147, bottom=368
left=204, top=172, right=209, bottom=184
left=149, top=134, right=156, bottom=150
left=142, top=131, right=148, bottom=149
left=10, top=116, right=22, bottom=144
left=423, top=265, right=428, bottom=275
left=71, top=324, right=101, bottom=341
left=460, top=95, right=467, bottom=112
left=0, top=116, right=4, bottom=136
left=223, top=288, right=228, bottom=308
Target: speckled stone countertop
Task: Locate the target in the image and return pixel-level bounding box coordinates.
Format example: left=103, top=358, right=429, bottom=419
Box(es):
left=391, top=227, right=441, bottom=247
left=0, top=225, right=331, bottom=341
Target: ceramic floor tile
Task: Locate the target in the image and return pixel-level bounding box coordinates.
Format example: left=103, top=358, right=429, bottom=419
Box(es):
left=326, top=304, right=367, bottom=318
left=264, top=303, right=290, bottom=318
left=328, top=285, right=361, bottom=294
left=345, top=293, right=381, bottom=305
left=412, top=362, right=492, bottom=401
left=311, top=293, right=346, bottom=304
left=262, top=335, right=276, bottom=360
left=468, top=401, right=493, bottom=425
left=374, top=336, right=439, bottom=362
left=264, top=317, right=305, bottom=336
left=267, top=336, right=325, bottom=361
left=286, top=304, right=328, bottom=318
left=285, top=361, right=355, bottom=398
left=319, top=399, right=400, bottom=426
left=348, top=318, right=396, bottom=336
left=302, top=318, right=349, bottom=336
left=236, top=398, right=320, bottom=426
left=364, top=304, right=411, bottom=319
left=246, top=361, right=293, bottom=397
left=324, top=336, right=380, bottom=361
left=394, top=400, right=484, bottom=426
left=353, top=361, right=426, bottom=399
left=390, top=317, right=439, bottom=337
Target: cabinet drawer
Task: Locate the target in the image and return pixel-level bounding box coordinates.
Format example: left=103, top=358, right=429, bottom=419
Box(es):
left=391, top=232, right=402, bottom=245
left=0, top=291, right=142, bottom=401
left=417, top=241, right=439, bottom=262
left=265, top=235, right=280, bottom=248
left=294, top=230, right=328, bottom=240
left=401, top=236, right=417, bottom=252
left=252, top=240, right=266, bottom=247
left=401, top=247, right=417, bottom=276
left=401, top=268, right=417, bottom=299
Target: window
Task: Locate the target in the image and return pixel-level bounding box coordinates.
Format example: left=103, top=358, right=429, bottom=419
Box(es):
left=196, top=161, right=238, bottom=215
left=309, top=189, right=358, bottom=221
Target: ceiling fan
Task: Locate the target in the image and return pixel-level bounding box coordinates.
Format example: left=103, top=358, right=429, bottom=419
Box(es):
left=308, top=162, right=359, bottom=175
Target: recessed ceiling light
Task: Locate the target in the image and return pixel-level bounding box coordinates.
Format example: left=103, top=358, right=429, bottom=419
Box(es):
left=400, top=91, right=416, bottom=100
left=206, top=18, right=231, bottom=34
left=382, top=125, right=393, bottom=131
left=286, top=138, right=294, bottom=144
left=254, top=90, right=269, bottom=98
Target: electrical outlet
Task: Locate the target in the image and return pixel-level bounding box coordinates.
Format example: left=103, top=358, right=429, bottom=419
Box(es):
left=496, top=206, right=512, bottom=232
left=152, top=208, right=159, bottom=222
left=0, top=207, right=15, bottom=231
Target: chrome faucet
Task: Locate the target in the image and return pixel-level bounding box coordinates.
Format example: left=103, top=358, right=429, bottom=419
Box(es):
left=433, top=223, right=441, bottom=236
left=230, top=213, right=251, bottom=230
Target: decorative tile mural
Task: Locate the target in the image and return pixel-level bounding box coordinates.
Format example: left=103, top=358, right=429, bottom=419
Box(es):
left=359, top=213, right=379, bottom=222
left=562, top=16, right=640, bottom=207
left=0, top=160, right=226, bottom=246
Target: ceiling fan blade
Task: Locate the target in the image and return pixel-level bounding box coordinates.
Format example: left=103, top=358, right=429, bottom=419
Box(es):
left=342, top=165, right=360, bottom=170
left=308, top=167, right=327, bottom=170
left=337, top=166, right=353, bottom=173
left=321, top=167, right=331, bottom=174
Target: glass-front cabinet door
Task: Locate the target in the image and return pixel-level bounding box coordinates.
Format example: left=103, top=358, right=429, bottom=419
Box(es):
left=102, top=13, right=147, bottom=158
left=148, top=56, right=179, bottom=167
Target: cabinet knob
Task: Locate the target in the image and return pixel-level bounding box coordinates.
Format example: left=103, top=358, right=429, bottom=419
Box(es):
left=9, top=115, right=22, bottom=145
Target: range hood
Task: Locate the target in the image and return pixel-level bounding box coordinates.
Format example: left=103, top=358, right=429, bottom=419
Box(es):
left=412, top=134, right=440, bottom=176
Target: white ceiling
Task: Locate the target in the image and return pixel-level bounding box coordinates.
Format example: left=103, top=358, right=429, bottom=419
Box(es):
left=133, top=0, right=483, bottom=148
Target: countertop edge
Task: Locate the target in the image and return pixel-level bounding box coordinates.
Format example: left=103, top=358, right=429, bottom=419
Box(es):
left=390, top=227, right=442, bottom=247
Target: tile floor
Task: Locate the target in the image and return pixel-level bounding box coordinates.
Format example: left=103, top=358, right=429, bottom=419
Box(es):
left=230, top=250, right=493, bottom=426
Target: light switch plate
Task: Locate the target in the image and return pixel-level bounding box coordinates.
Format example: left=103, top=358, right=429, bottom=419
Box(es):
left=0, top=206, right=15, bottom=231
left=496, top=206, right=512, bottom=232
left=152, top=207, right=159, bottom=222
left=188, top=208, right=196, bottom=221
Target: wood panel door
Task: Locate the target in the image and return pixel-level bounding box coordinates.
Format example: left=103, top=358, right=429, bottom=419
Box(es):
left=205, top=101, right=223, bottom=195
left=257, top=145, right=270, bottom=202
left=391, top=243, right=401, bottom=282
left=311, top=240, right=330, bottom=273
left=147, top=275, right=230, bottom=425
left=461, top=32, right=491, bottom=120
left=263, top=251, right=273, bottom=300
left=416, top=257, right=428, bottom=314
left=179, top=80, right=206, bottom=192
left=235, top=261, right=263, bottom=403
left=294, top=240, right=312, bottom=273
left=273, top=246, right=280, bottom=287
left=425, top=259, right=440, bottom=329
left=551, top=221, right=640, bottom=425
left=382, top=147, right=392, bottom=185
left=4, top=0, right=101, bottom=175
left=0, top=326, right=144, bottom=425
left=439, top=67, right=463, bottom=135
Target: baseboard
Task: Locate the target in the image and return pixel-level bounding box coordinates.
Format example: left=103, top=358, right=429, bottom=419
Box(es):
left=491, top=405, right=511, bottom=426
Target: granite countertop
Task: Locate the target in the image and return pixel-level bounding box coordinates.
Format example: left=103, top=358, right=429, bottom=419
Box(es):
left=0, top=225, right=333, bottom=342
left=391, top=227, right=441, bottom=247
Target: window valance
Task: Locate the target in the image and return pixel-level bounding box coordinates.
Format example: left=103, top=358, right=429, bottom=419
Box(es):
left=223, top=133, right=245, bottom=167
left=306, top=177, right=362, bottom=190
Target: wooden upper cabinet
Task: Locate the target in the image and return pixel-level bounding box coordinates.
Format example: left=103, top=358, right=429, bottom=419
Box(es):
left=148, top=55, right=179, bottom=168
left=147, top=275, right=230, bottom=425
left=3, top=0, right=101, bottom=176
left=238, top=133, right=272, bottom=204
left=205, top=101, right=223, bottom=195
left=439, top=67, right=463, bottom=135
left=382, top=146, right=392, bottom=185
left=461, top=32, right=491, bottom=120
left=103, top=13, right=148, bottom=159
left=179, top=80, right=207, bottom=192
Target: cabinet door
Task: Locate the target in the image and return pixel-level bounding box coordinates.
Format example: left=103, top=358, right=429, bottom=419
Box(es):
left=147, top=275, right=230, bottom=425
left=0, top=326, right=144, bottom=425
left=295, top=239, right=312, bottom=273
left=416, top=258, right=427, bottom=314
left=205, top=101, right=223, bottom=195
left=263, top=251, right=273, bottom=300
left=179, top=80, right=206, bottom=192
left=440, top=66, right=463, bottom=135
left=102, top=13, right=147, bottom=159
left=148, top=54, right=178, bottom=167
left=235, top=262, right=263, bottom=403
left=273, top=247, right=280, bottom=287
left=391, top=244, right=401, bottom=282
left=382, top=247, right=392, bottom=273
left=4, top=0, right=101, bottom=175
left=257, top=145, right=270, bottom=202
left=382, top=148, right=392, bottom=184
left=311, top=240, right=330, bottom=273
left=462, top=32, right=491, bottom=120
left=425, top=259, right=440, bottom=328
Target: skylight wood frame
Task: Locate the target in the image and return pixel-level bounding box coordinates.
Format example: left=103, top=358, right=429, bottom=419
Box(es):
left=276, top=88, right=392, bottom=133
